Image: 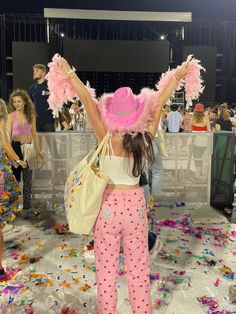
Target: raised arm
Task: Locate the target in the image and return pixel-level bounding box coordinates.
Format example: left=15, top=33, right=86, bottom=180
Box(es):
left=58, top=58, right=107, bottom=142
left=149, top=62, right=189, bottom=137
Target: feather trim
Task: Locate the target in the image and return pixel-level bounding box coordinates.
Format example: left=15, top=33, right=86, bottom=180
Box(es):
left=155, top=55, right=205, bottom=105
left=46, top=54, right=97, bottom=117
left=98, top=88, right=156, bottom=134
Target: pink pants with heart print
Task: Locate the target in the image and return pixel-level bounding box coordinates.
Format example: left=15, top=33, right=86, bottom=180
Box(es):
left=94, top=187, right=152, bottom=314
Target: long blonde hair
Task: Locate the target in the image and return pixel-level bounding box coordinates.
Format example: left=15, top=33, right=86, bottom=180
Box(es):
left=8, top=89, right=36, bottom=123
left=0, top=98, right=8, bottom=123
left=192, top=111, right=205, bottom=124
left=219, top=105, right=230, bottom=121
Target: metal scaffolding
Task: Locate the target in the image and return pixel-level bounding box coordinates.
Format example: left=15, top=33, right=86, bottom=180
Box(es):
left=0, top=13, right=236, bottom=103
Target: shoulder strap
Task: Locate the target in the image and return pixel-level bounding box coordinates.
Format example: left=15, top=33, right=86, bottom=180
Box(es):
left=87, top=132, right=110, bottom=167
left=107, top=137, right=115, bottom=157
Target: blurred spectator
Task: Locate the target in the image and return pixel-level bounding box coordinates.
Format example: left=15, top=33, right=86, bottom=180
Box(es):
left=166, top=104, right=183, bottom=133
left=161, top=104, right=170, bottom=123
left=191, top=103, right=211, bottom=132
left=69, top=101, right=85, bottom=131
left=183, top=109, right=192, bottom=132
left=209, top=107, right=219, bottom=130
left=215, top=104, right=233, bottom=131
left=231, top=106, right=236, bottom=131
left=78, top=108, right=86, bottom=131
left=55, top=106, right=72, bottom=131
left=205, top=106, right=211, bottom=118
left=7, top=89, right=42, bottom=216
left=29, top=64, right=55, bottom=132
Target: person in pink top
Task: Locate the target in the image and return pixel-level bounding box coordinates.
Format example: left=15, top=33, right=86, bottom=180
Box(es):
left=7, top=89, right=42, bottom=216
left=183, top=109, right=192, bottom=132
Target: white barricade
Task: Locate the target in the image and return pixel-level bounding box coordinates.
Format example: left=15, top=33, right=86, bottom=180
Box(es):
left=32, top=132, right=212, bottom=207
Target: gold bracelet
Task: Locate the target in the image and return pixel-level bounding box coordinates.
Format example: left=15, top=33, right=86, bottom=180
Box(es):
left=67, top=71, right=77, bottom=80
left=173, top=75, right=181, bottom=82
left=66, top=69, right=75, bottom=76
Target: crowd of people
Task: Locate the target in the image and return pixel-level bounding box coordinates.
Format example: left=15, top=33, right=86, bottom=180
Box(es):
left=162, top=102, right=235, bottom=133
left=0, top=60, right=235, bottom=313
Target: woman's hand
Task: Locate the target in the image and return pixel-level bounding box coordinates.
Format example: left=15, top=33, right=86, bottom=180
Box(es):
left=175, top=61, right=190, bottom=81
left=58, top=57, right=73, bottom=76
left=36, top=151, right=44, bottom=160
left=18, top=160, right=27, bottom=168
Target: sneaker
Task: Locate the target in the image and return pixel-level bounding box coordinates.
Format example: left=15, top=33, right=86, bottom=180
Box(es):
left=150, top=240, right=163, bottom=262
left=148, top=231, right=157, bottom=251
left=84, top=250, right=95, bottom=259
left=0, top=268, right=5, bottom=277
left=17, top=204, right=23, bottom=212
left=31, top=208, right=41, bottom=217
left=20, top=208, right=41, bottom=219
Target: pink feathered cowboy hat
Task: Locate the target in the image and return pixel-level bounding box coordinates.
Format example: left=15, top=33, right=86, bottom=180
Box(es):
left=98, top=87, right=156, bottom=134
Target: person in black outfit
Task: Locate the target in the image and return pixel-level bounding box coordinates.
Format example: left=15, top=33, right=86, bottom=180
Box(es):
left=29, top=64, right=55, bottom=132
left=215, top=104, right=233, bottom=131
left=29, top=64, right=60, bottom=185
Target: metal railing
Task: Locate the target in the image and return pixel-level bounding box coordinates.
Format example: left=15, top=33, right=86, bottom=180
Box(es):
left=32, top=131, right=213, bottom=207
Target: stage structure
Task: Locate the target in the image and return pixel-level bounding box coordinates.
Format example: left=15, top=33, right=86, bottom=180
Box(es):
left=1, top=13, right=236, bottom=104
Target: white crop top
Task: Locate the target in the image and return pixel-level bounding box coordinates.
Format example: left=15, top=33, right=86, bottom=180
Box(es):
left=103, top=140, right=140, bottom=185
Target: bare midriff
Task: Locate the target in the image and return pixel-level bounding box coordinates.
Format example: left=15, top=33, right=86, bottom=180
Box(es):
left=106, top=184, right=140, bottom=190
left=12, top=135, right=32, bottom=144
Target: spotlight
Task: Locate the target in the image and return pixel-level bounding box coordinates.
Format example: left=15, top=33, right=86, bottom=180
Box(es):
left=160, top=35, right=165, bottom=40
left=60, top=32, right=65, bottom=37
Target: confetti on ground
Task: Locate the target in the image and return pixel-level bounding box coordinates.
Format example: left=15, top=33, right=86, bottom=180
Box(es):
left=0, top=204, right=235, bottom=313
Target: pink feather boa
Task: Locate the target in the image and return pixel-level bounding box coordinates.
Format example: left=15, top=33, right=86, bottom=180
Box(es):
left=155, top=55, right=205, bottom=103
left=46, top=54, right=77, bottom=117
left=46, top=53, right=204, bottom=126
left=46, top=54, right=97, bottom=117
left=185, top=55, right=205, bottom=101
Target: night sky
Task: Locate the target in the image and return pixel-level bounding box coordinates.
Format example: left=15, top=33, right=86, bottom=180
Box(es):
left=1, top=0, right=236, bottom=20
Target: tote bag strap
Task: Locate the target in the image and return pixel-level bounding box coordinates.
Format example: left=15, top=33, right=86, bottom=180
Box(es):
left=99, top=133, right=112, bottom=170
left=87, top=132, right=110, bottom=167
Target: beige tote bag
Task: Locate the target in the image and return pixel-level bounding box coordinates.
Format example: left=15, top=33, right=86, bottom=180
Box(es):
left=64, top=132, right=110, bottom=234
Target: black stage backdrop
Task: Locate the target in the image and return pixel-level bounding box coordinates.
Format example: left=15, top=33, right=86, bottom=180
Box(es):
left=64, top=39, right=170, bottom=73
left=12, top=42, right=49, bottom=91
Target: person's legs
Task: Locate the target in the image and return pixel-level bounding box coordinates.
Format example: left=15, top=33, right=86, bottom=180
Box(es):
left=0, top=224, right=4, bottom=271
left=38, top=123, right=62, bottom=185
left=94, top=189, right=121, bottom=314
left=150, top=140, right=164, bottom=200
left=122, top=188, right=152, bottom=314
left=22, top=167, right=33, bottom=210
left=144, top=141, right=163, bottom=258
left=141, top=171, right=151, bottom=203
left=11, top=141, right=23, bottom=182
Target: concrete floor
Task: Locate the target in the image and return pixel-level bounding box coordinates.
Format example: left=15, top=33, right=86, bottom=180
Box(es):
left=0, top=204, right=236, bottom=314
